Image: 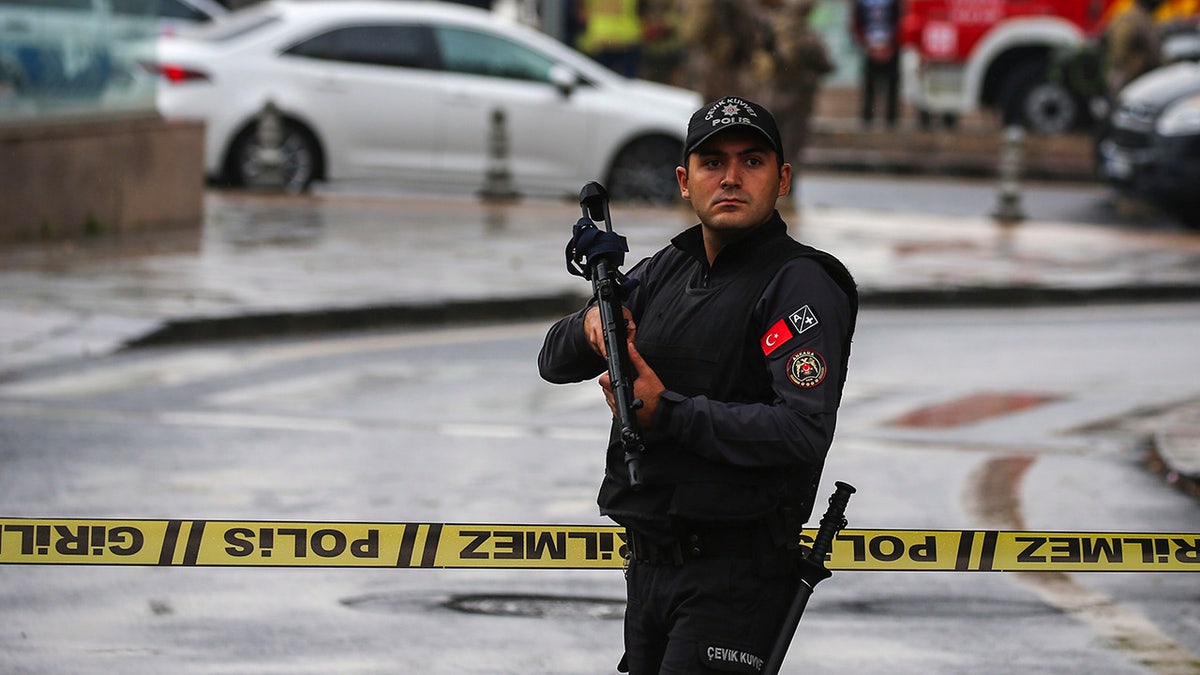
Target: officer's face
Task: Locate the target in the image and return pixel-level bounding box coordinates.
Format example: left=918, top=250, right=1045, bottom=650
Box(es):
left=677, top=128, right=791, bottom=256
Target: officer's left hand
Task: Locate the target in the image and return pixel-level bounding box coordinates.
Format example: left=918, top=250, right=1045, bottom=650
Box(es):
left=598, top=340, right=663, bottom=429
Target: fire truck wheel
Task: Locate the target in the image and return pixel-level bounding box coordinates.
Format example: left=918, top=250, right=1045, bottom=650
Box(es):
left=1001, top=62, right=1079, bottom=135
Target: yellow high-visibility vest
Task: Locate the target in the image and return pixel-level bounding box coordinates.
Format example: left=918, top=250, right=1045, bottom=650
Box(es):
left=578, top=0, right=644, bottom=54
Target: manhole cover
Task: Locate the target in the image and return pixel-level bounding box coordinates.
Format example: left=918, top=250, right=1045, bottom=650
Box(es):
left=444, top=593, right=625, bottom=620
left=821, top=595, right=1059, bottom=619
left=341, top=591, right=625, bottom=620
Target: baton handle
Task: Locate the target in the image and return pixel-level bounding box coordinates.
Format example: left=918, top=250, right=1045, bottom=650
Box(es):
left=809, top=481, right=856, bottom=563
left=762, top=481, right=856, bottom=675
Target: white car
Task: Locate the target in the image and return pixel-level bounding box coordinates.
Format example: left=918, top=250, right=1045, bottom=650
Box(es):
left=151, top=0, right=702, bottom=201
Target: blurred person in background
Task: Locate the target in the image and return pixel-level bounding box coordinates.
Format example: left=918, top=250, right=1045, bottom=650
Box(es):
left=576, top=0, right=646, bottom=77
left=754, top=0, right=833, bottom=199
left=1103, top=0, right=1164, bottom=102
left=679, top=0, right=768, bottom=100
left=640, top=0, right=686, bottom=85
left=851, top=0, right=902, bottom=128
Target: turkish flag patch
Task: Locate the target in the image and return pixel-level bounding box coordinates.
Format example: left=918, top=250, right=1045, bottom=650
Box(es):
left=760, top=318, right=794, bottom=357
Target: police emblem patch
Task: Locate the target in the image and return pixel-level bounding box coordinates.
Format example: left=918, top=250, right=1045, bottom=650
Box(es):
left=786, top=349, right=827, bottom=388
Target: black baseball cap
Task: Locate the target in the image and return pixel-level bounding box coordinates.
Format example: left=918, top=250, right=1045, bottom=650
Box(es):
left=683, top=97, right=785, bottom=164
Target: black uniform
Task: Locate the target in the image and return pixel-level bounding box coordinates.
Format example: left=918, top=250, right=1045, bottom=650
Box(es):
left=539, top=211, right=857, bottom=674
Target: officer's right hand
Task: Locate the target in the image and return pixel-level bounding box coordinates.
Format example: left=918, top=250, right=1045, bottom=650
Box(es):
left=584, top=305, right=635, bottom=358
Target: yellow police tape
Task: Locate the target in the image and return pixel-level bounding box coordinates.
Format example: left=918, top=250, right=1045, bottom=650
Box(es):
left=1, top=519, right=1197, bottom=572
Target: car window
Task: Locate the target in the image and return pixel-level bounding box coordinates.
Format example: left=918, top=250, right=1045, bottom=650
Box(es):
left=186, top=6, right=279, bottom=42
left=109, top=0, right=210, bottom=21
left=434, top=26, right=556, bottom=83
left=109, top=0, right=151, bottom=16
left=157, top=0, right=212, bottom=21
left=284, top=24, right=437, bottom=70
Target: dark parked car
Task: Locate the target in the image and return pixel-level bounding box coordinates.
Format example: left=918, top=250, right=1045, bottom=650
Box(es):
left=1098, top=60, right=1200, bottom=228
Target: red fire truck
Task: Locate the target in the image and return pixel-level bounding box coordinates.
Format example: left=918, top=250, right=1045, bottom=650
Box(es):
left=899, top=0, right=1196, bottom=133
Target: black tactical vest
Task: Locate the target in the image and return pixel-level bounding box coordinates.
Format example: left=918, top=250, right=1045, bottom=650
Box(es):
left=597, top=220, right=857, bottom=537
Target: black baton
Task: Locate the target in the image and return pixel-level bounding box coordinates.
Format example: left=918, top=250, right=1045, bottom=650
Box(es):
left=762, top=481, right=856, bottom=674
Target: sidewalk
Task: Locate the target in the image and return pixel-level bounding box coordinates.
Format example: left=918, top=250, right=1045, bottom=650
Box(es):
left=2, top=189, right=1199, bottom=495
left=807, top=87, right=1098, bottom=181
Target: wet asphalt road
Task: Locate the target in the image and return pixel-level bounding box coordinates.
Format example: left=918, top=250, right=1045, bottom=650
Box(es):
left=1, top=301, right=1198, bottom=674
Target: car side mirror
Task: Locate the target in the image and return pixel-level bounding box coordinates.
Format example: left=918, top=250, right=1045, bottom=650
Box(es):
left=549, top=64, right=578, bottom=97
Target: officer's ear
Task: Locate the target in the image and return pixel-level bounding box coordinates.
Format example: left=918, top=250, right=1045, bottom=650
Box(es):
left=677, top=165, right=690, bottom=200
left=778, top=162, right=792, bottom=197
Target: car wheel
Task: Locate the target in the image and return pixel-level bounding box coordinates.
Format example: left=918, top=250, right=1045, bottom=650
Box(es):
left=606, top=135, right=682, bottom=204
left=1019, top=79, right=1078, bottom=134
left=225, top=119, right=321, bottom=193
left=0, top=59, right=27, bottom=97
left=1001, top=62, right=1078, bottom=134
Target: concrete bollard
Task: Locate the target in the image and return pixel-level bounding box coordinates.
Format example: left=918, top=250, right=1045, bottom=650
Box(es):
left=991, top=125, right=1027, bottom=225
left=254, top=99, right=286, bottom=191
left=479, top=108, right=520, bottom=202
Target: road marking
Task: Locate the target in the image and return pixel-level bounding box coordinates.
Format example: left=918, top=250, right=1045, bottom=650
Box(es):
left=0, top=322, right=551, bottom=399
left=890, top=392, right=1062, bottom=428
left=0, top=402, right=607, bottom=440
left=965, top=455, right=1200, bottom=674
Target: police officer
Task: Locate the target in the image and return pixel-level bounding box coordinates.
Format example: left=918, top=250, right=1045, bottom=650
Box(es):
left=538, top=97, right=858, bottom=674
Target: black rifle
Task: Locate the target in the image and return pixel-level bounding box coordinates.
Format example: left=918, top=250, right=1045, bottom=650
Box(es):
left=762, top=481, right=857, bottom=675
left=566, top=182, right=646, bottom=488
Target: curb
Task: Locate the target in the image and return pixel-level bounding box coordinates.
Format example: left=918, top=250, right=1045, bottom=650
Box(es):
left=122, top=292, right=587, bottom=349
left=1146, top=437, right=1200, bottom=502
left=107, top=285, right=1200, bottom=502
left=858, top=284, right=1200, bottom=308
left=120, top=283, right=1200, bottom=350
left=805, top=127, right=1099, bottom=183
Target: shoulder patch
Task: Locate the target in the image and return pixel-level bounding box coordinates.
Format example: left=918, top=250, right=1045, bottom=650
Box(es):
left=786, top=349, right=827, bottom=388
left=760, top=318, right=794, bottom=357
left=788, top=305, right=819, bottom=335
